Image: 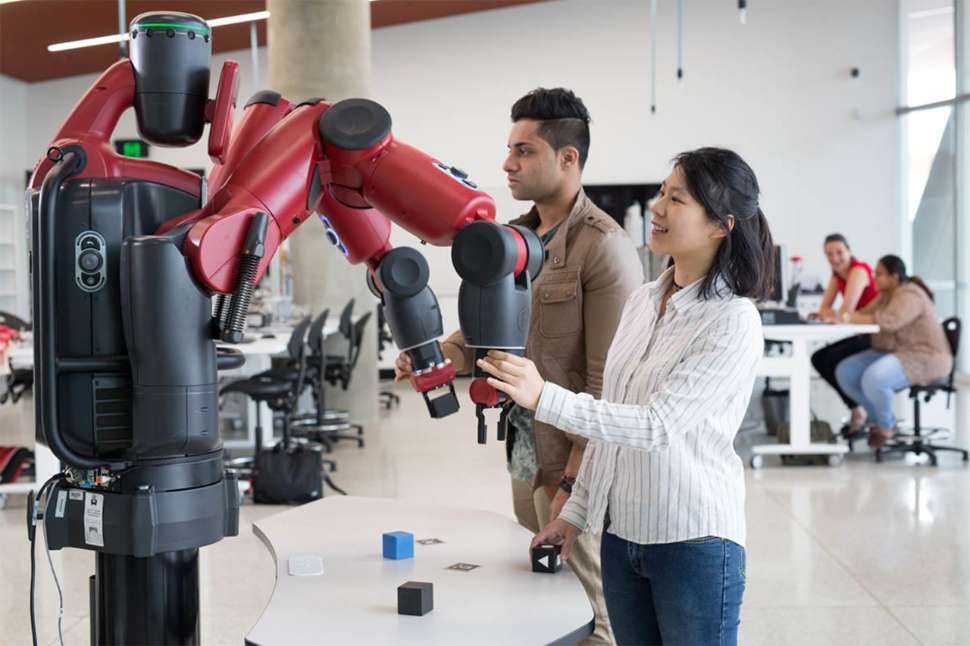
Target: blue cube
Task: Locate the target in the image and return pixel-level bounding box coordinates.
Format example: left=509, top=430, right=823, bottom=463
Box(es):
left=383, top=531, right=414, bottom=560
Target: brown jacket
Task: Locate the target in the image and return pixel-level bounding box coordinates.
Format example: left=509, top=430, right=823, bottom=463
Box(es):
left=864, top=282, right=952, bottom=385
left=443, top=189, right=644, bottom=488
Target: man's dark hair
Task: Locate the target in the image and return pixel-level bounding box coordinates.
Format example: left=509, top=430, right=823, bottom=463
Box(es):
left=511, top=87, right=591, bottom=169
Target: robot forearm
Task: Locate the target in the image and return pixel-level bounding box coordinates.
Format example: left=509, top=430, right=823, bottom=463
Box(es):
left=178, top=96, right=544, bottom=436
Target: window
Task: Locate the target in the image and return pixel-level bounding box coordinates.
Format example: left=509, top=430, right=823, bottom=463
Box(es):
left=900, top=0, right=965, bottom=359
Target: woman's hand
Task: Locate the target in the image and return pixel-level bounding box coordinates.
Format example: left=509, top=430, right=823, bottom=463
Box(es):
left=844, top=311, right=874, bottom=325
left=816, top=308, right=838, bottom=323
left=476, top=351, right=545, bottom=411
left=393, top=352, right=413, bottom=383
left=530, top=518, right=581, bottom=561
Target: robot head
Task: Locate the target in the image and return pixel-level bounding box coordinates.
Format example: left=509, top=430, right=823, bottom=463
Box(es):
left=128, top=12, right=211, bottom=146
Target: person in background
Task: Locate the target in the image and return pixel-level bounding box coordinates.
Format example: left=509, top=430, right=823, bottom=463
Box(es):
left=395, top=87, right=643, bottom=645
left=809, top=233, right=880, bottom=435
left=836, top=255, right=952, bottom=449
left=479, top=147, right=773, bottom=646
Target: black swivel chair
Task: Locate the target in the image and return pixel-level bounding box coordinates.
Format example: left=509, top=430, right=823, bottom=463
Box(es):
left=874, top=317, right=969, bottom=465
left=221, top=316, right=345, bottom=495
left=221, top=316, right=312, bottom=472
left=377, top=306, right=401, bottom=410
left=1, top=368, right=32, bottom=406
left=291, top=307, right=364, bottom=448
left=315, top=309, right=372, bottom=447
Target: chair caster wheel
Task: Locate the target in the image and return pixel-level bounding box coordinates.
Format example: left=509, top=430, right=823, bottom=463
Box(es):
left=749, top=455, right=764, bottom=470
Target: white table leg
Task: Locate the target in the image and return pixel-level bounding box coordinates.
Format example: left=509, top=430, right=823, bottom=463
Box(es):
left=789, top=338, right=811, bottom=449
left=752, top=337, right=847, bottom=463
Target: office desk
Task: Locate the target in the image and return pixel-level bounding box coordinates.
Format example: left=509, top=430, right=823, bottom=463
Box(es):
left=753, top=323, right=879, bottom=468
left=246, top=497, right=594, bottom=646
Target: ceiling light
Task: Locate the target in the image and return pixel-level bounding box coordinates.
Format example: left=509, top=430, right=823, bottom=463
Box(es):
left=49, top=33, right=129, bottom=52
left=48, top=10, right=270, bottom=53
left=206, top=11, right=269, bottom=28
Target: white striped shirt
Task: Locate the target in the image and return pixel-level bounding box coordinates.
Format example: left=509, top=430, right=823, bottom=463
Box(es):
left=537, top=267, right=763, bottom=547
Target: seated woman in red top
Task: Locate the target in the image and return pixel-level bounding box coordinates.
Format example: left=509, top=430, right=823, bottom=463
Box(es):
left=810, top=234, right=880, bottom=435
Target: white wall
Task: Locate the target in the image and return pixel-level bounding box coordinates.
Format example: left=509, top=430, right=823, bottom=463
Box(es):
left=0, top=74, right=30, bottom=318
left=371, top=0, right=900, bottom=287
left=9, top=0, right=899, bottom=326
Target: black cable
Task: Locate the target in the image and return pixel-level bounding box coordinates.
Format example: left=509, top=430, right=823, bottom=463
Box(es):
left=29, top=493, right=37, bottom=646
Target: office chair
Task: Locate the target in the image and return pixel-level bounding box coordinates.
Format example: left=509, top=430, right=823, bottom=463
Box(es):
left=220, top=317, right=342, bottom=489
left=1, top=368, right=32, bottom=405
left=377, top=306, right=401, bottom=410
left=312, top=309, right=372, bottom=447
left=291, top=306, right=365, bottom=449
left=874, top=317, right=969, bottom=465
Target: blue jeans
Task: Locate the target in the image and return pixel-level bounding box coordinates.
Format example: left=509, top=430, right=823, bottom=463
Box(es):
left=600, top=531, right=746, bottom=645
left=834, top=350, right=910, bottom=428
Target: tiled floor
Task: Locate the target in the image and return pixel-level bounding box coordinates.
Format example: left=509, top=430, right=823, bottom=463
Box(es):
left=2, top=379, right=968, bottom=645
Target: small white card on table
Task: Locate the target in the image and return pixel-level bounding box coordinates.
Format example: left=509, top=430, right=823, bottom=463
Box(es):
left=288, top=555, right=324, bottom=577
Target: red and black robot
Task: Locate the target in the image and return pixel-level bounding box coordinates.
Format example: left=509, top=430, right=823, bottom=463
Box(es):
left=28, top=11, right=541, bottom=645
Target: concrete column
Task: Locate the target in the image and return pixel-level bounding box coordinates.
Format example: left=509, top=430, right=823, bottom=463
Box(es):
left=268, top=0, right=378, bottom=426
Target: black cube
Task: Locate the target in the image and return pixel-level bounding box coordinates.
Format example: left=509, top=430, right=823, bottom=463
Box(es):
left=397, top=580, right=434, bottom=616
left=531, top=544, right=562, bottom=573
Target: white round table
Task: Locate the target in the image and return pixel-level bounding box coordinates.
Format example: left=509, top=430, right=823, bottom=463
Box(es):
left=246, top=496, right=595, bottom=645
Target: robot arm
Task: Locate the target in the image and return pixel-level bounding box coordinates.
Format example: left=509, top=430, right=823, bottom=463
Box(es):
left=175, top=97, right=543, bottom=439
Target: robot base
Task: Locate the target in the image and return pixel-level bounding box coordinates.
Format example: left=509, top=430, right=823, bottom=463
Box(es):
left=93, top=549, right=200, bottom=645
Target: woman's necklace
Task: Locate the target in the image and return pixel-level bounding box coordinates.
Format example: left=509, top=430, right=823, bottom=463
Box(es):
left=671, top=278, right=684, bottom=292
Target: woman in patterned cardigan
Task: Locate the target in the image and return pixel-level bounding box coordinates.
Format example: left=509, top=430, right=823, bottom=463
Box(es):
left=836, top=255, right=952, bottom=448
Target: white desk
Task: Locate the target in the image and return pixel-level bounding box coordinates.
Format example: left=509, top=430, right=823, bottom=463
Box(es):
left=246, top=497, right=594, bottom=646
left=753, top=323, right=879, bottom=468
left=7, top=344, right=32, bottom=371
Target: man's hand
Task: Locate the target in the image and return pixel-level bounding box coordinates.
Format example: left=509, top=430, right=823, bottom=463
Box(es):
left=394, top=345, right=463, bottom=383
left=477, top=350, right=545, bottom=411
left=549, top=488, right=570, bottom=524
left=530, top=518, right=581, bottom=561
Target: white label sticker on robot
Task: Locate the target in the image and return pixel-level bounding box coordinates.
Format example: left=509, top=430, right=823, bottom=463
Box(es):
left=84, top=492, right=104, bottom=547
left=55, top=490, right=67, bottom=518
left=69, top=489, right=84, bottom=501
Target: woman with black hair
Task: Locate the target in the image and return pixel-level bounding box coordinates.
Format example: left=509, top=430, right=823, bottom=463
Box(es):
left=809, top=234, right=880, bottom=436
left=478, top=147, right=773, bottom=645
left=836, top=255, right=951, bottom=449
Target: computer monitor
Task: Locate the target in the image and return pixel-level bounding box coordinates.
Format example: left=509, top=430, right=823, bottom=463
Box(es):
left=770, top=244, right=787, bottom=304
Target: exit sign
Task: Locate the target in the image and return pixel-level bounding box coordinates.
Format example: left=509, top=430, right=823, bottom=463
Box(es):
left=114, top=139, right=150, bottom=158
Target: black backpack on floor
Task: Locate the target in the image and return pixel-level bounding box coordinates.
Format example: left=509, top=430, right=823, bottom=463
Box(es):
left=252, top=445, right=323, bottom=505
